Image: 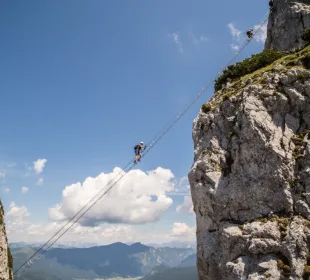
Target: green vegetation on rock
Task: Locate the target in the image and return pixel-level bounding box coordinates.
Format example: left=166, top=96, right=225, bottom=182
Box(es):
left=201, top=103, right=212, bottom=114
left=200, top=45, right=310, bottom=115
left=214, top=49, right=283, bottom=91
left=301, top=28, right=310, bottom=43
left=277, top=258, right=291, bottom=277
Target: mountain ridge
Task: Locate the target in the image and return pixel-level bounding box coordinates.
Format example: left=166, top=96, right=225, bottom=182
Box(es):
left=11, top=242, right=195, bottom=279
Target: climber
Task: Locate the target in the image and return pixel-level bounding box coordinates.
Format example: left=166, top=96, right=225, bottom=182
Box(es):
left=269, top=0, right=273, bottom=8
left=246, top=28, right=254, bottom=40
left=134, top=141, right=147, bottom=164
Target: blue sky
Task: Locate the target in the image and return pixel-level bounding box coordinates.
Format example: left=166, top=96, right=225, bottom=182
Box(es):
left=0, top=0, right=269, bottom=245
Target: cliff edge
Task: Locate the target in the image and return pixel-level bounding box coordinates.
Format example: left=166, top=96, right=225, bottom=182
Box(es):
left=189, top=45, right=310, bottom=279
left=0, top=201, right=13, bottom=280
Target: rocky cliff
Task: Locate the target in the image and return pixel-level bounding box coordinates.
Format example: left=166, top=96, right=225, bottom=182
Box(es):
left=0, top=201, right=13, bottom=280
left=265, top=0, right=310, bottom=52
left=189, top=44, right=310, bottom=278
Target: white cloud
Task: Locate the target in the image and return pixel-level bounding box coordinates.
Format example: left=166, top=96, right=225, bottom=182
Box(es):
left=5, top=202, right=31, bottom=239
left=22, top=186, right=29, bottom=194
left=33, top=159, right=47, bottom=174
left=228, top=23, right=242, bottom=41
left=230, top=44, right=239, bottom=52
left=7, top=219, right=138, bottom=244
left=173, top=176, right=190, bottom=193
left=227, top=21, right=267, bottom=51
left=5, top=203, right=196, bottom=244
left=49, top=167, right=175, bottom=226
left=36, top=177, right=44, bottom=185
left=169, top=32, right=184, bottom=53
left=176, top=195, right=194, bottom=214
left=7, top=202, right=30, bottom=219
left=0, top=172, right=6, bottom=178
left=170, top=222, right=195, bottom=239
left=253, top=23, right=267, bottom=43
left=227, top=23, right=243, bottom=51
left=6, top=202, right=30, bottom=235
left=2, top=188, right=10, bottom=193
left=7, top=219, right=196, bottom=245
left=3, top=169, right=195, bottom=245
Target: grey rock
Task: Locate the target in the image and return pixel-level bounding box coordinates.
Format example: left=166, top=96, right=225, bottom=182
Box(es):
left=246, top=78, right=253, bottom=85
left=0, top=203, right=12, bottom=280
left=189, top=67, right=310, bottom=280
left=265, top=0, right=310, bottom=52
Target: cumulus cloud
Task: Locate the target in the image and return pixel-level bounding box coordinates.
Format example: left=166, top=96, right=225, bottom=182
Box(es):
left=7, top=219, right=195, bottom=245
left=176, top=195, right=194, bottom=214
left=5, top=202, right=31, bottom=239
left=5, top=203, right=195, bottom=244
left=36, top=178, right=44, bottom=185
left=33, top=159, right=47, bottom=174
left=2, top=188, right=10, bottom=193
left=170, top=222, right=195, bottom=239
left=169, top=32, right=184, bottom=53
left=25, top=222, right=136, bottom=243
left=5, top=208, right=133, bottom=243
left=7, top=202, right=30, bottom=219
left=22, top=186, right=29, bottom=194
left=49, top=167, right=175, bottom=226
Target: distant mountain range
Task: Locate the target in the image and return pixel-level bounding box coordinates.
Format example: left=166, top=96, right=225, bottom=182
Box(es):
left=9, top=241, right=98, bottom=249
left=179, top=253, right=196, bottom=267
left=140, top=255, right=197, bottom=280
left=10, top=240, right=196, bottom=249
left=11, top=242, right=196, bottom=280
left=146, top=241, right=196, bottom=249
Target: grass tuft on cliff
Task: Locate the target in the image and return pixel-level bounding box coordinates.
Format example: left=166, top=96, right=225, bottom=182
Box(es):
left=200, top=45, right=310, bottom=115
left=214, top=49, right=283, bottom=91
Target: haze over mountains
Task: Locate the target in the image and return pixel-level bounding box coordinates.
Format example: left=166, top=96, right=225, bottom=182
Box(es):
left=12, top=242, right=197, bottom=280
left=9, top=240, right=196, bottom=249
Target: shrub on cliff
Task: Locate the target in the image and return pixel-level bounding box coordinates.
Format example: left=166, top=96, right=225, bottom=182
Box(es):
left=301, top=53, right=310, bottom=69
left=301, top=28, right=310, bottom=43
left=214, top=49, right=283, bottom=91
left=201, top=103, right=212, bottom=114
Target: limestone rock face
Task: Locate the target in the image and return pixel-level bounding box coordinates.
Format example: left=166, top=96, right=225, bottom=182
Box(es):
left=189, top=66, right=310, bottom=279
left=0, top=202, right=13, bottom=280
left=265, top=0, right=310, bottom=52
